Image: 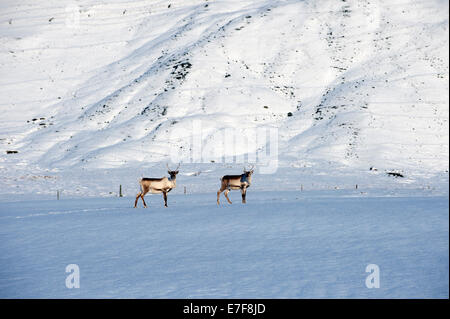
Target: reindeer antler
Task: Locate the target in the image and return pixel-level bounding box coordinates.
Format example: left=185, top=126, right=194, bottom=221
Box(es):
left=244, top=164, right=255, bottom=172
left=167, top=162, right=181, bottom=171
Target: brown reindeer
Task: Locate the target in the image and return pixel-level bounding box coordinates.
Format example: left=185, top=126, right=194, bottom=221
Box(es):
left=217, top=165, right=254, bottom=205
left=134, top=163, right=180, bottom=208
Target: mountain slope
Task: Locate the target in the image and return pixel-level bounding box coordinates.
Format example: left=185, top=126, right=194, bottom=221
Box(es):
left=0, top=0, right=448, bottom=196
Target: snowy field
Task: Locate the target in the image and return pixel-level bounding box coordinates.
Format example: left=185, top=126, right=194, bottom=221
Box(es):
left=0, top=191, right=448, bottom=298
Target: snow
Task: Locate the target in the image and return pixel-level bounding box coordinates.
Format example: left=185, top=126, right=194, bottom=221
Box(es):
left=0, top=0, right=448, bottom=180
left=0, top=0, right=448, bottom=298
left=0, top=191, right=448, bottom=298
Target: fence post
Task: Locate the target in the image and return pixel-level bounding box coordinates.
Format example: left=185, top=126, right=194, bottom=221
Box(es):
left=119, top=185, right=123, bottom=197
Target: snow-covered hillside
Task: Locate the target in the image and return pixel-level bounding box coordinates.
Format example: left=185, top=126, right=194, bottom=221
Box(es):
left=0, top=0, right=448, bottom=197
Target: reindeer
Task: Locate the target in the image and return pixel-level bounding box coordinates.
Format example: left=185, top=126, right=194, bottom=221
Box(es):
left=217, top=165, right=254, bottom=205
left=134, top=163, right=180, bottom=208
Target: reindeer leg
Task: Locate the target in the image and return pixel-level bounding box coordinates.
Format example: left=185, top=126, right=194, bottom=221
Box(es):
left=217, top=183, right=227, bottom=205
left=241, top=187, right=247, bottom=204
left=224, top=189, right=232, bottom=204
left=141, top=187, right=149, bottom=208
left=217, top=189, right=223, bottom=205
left=134, top=192, right=141, bottom=208
left=163, top=191, right=168, bottom=207
left=141, top=194, right=148, bottom=208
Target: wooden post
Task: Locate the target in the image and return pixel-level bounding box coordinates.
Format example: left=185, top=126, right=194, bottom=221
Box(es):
left=57, top=190, right=59, bottom=200
left=356, top=184, right=358, bottom=190
left=184, top=186, right=186, bottom=194
left=119, top=185, right=123, bottom=197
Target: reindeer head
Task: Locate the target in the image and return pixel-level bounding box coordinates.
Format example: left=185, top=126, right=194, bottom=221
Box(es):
left=243, top=164, right=254, bottom=177
left=167, top=163, right=180, bottom=179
